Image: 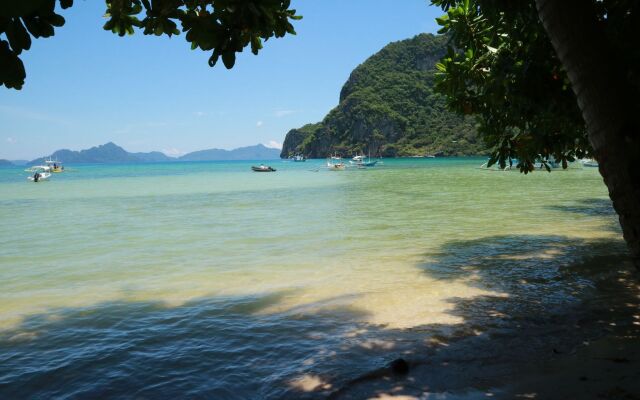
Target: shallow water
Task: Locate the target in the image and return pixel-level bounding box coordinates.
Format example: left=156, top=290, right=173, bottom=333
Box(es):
left=0, top=158, right=624, bottom=398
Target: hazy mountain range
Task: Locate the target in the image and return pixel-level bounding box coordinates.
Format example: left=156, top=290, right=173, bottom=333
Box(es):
left=23, top=142, right=281, bottom=165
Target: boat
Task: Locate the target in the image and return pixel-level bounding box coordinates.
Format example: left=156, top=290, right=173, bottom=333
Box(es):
left=26, top=166, right=51, bottom=182
left=349, top=152, right=378, bottom=168
left=580, top=158, right=598, bottom=167
left=251, top=165, right=276, bottom=172
left=290, top=154, right=306, bottom=162
left=327, top=161, right=346, bottom=170
left=44, top=157, right=64, bottom=172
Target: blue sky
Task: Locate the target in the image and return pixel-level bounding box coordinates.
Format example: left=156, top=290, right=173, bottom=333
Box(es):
left=0, top=1, right=444, bottom=160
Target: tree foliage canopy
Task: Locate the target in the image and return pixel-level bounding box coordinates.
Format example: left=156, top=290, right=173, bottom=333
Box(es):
left=0, top=0, right=301, bottom=90
left=433, top=0, right=586, bottom=171
left=432, top=0, right=640, bottom=172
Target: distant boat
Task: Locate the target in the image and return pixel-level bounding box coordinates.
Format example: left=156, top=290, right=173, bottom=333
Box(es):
left=44, top=157, right=64, bottom=173
left=26, top=166, right=51, bottom=182
left=349, top=152, right=378, bottom=168
left=580, top=158, right=598, bottom=167
left=251, top=165, right=276, bottom=172
left=327, top=159, right=346, bottom=170
left=290, top=155, right=306, bottom=162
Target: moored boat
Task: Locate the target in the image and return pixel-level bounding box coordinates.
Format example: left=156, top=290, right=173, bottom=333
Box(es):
left=252, top=165, right=276, bottom=172
left=26, top=166, right=52, bottom=182
left=45, top=157, right=64, bottom=172
left=580, top=158, right=598, bottom=167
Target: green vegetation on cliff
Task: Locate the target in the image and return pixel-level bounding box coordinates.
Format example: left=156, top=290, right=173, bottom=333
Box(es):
left=281, top=33, right=486, bottom=158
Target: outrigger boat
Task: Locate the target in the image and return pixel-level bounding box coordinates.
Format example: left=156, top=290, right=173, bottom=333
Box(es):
left=251, top=165, right=276, bottom=172
left=349, top=152, right=378, bottom=168
left=45, top=157, right=64, bottom=172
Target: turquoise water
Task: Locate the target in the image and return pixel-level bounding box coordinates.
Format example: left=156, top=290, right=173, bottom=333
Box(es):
left=0, top=159, right=625, bottom=398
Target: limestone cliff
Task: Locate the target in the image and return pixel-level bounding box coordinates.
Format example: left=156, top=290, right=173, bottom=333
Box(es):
left=281, top=33, right=485, bottom=158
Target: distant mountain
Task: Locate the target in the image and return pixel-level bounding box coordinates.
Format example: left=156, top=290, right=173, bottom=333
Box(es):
left=179, top=144, right=280, bottom=161
left=28, top=142, right=281, bottom=164
left=130, top=151, right=174, bottom=162
left=0, top=159, right=13, bottom=167
left=29, top=142, right=172, bottom=165
left=10, top=160, right=28, bottom=166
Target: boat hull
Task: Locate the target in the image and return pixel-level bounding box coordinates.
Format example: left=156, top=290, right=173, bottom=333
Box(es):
left=251, top=166, right=276, bottom=172
left=27, top=172, right=51, bottom=182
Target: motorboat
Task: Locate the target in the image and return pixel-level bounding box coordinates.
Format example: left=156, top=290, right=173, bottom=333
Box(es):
left=26, top=166, right=51, bottom=182
left=290, top=155, right=306, bottom=162
left=25, top=165, right=52, bottom=173
left=252, top=165, right=276, bottom=172
left=580, top=158, right=598, bottom=167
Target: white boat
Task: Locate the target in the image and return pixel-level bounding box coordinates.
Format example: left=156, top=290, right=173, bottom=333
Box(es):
left=349, top=153, right=378, bottom=167
left=290, top=154, right=306, bottom=162
left=580, top=158, right=598, bottom=167
left=25, top=165, right=51, bottom=173
left=26, top=166, right=51, bottom=182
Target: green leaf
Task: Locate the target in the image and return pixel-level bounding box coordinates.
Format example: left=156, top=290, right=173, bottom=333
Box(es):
left=5, top=19, right=31, bottom=54
left=221, top=51, right=235, bottom=69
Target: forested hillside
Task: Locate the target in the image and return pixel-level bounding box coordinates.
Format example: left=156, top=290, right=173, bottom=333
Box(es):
left=281, top=34, right=486, bottom=158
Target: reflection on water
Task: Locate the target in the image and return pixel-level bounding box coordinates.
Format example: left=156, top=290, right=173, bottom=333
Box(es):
left=0, top=159, right=630, bottom=398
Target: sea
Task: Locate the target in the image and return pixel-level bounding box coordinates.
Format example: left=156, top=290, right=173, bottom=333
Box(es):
left=0, top=158, right=626, bottom=399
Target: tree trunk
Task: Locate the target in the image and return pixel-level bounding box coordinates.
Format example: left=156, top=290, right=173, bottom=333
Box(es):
left=535, top=0, right=640, bottom=268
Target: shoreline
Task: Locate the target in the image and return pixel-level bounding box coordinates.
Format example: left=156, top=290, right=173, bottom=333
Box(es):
left=329, top=260, right=640, bottom=400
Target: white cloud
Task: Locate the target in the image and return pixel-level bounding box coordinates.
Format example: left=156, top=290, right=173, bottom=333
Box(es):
left=194, top=111, right=205, bottom=117
left=256, top=120, right=264, bottom=128
left=264, top=140, right=282, bottom=150
left=6, top=137, right=16, bottom=144
left=274, top=109, right=296, bottom=118
left=162, top=147, right=185, bottom=157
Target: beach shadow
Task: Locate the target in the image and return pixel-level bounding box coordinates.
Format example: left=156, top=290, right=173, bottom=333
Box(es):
left=546, top=198, right=616, bottom=218
left=0, top=289, right=428, bottom=400
left=330, top=234, right=639, bottom=399
left=1, top=234, right=637, bottom=400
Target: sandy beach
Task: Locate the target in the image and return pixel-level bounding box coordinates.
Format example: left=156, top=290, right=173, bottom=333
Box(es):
left=330, top=257, right=640, bottom=400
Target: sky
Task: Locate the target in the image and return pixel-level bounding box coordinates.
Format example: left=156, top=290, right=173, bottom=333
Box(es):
left=0, top=1, right=444, bottom=160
